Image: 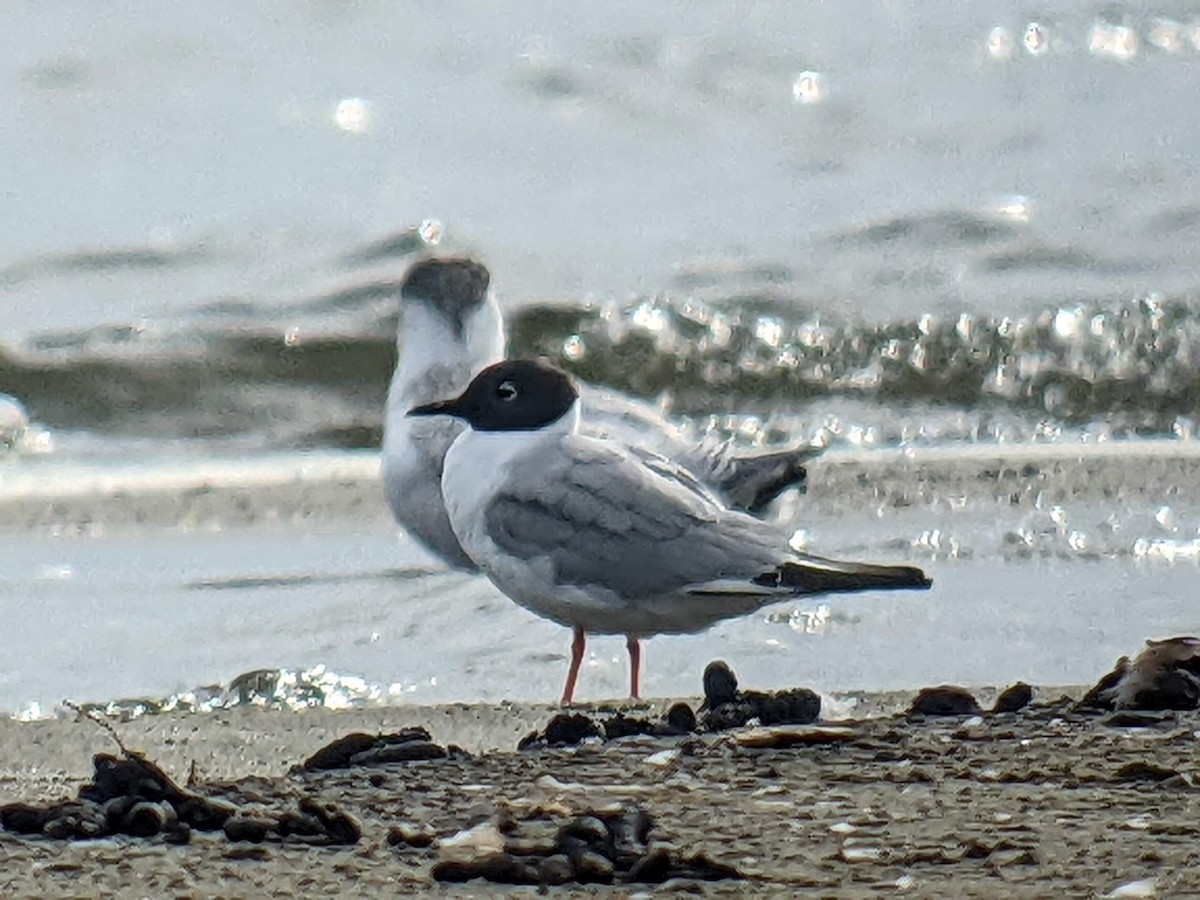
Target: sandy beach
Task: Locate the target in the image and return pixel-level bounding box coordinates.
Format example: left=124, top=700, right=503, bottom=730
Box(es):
left=1, top=689, right=1198, bottom=897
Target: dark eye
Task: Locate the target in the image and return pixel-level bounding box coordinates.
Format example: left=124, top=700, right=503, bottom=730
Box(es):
left=497, top=380, right=518, bottom=401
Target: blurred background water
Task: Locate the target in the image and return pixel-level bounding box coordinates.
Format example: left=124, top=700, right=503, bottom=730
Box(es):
left=2, top=2, right=1199, bottom=714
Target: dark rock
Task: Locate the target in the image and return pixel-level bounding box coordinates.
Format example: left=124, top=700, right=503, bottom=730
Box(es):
left=82, top=753, right=188, bottom=806
left=2, top=750, right=232, bottom=842
left=606, top=806, right=654, bottom=867
left=518, top=713, right=604, bottom=750
left=432, top=803, right=744, bottom=886
left=702, top=660, right=740, bottom=707
left=558, top=815, right=614, bottom=864
left=101, top=795, right=138, bottom=829
left=222, top=799, right=360, bottom=846
left=299, top=727, right=462, bottom=771
left=745, top=688, right=821, bottom=726
left=298, top=733, right=380, bottom=770
left=993, top=682, right=1033, bottom=714
left=432, top=853, right=530, bottom=884
left=908, top=686, right=983, bottom=717
left=519, top=704, right=697, bottom=751
left=541, top=713, right=605, bottom=746
left=1, top=746, right=352, bottom=848
left=33, top=803, right=107, bottom=841
left=387, top=821, right=435, bottom=848
left=537, top=854, right=575, bottom=886
left=224, top=816, right=275, bottom=843
left=574, top=849, right=616, bottom=884
left=1079, top=658, right=1128, bottom=710
left=703, top=693, right=820, bottom=731
left=351, top=741, right=456, bottom=766
left=0, top=803, right=51, bottom=835
left=1126, top=668, right=1200, bottom=711
left=700, top=660, right=820, bottom=732
left=43, top=813, right=81, bottom=840
left=1113, top=761, right=1184, bottom=783
left=1081, top=638, right=1200, bottom=712
left=645, top=851, right=745, bottom=883
left=664, top=703, right=697, bottom=734
left=176, top=796, right=234, bottom=831
left=601, top=713, right=658, bottom=740
left=296, top=797, right=361, bottom=845
left=275, top=809, right=324, bottom=839
left=124, top=801, right=176, bottom=838
left=1103, top=710, right=1175, bottom=728
left=627, top=847, right=673, bottom=883
left=266, top=798, right=360, bottom=845
left=702, top=701, right=756, bottom=731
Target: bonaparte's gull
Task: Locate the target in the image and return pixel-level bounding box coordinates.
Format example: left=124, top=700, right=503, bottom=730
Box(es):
left=410, top=359, right=932, bottom=704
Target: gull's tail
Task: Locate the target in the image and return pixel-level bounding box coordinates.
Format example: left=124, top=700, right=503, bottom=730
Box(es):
left=716, top=443, right=824, bottom=513
left=753, top=555, right=932, bottom=595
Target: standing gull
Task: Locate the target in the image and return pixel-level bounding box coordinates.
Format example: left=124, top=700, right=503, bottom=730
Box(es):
left=382, top=256, right=817, bottom=569
left=410, top=359, right=932, bottom=705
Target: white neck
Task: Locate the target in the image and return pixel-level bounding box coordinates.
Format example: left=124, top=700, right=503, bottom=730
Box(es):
left=442, top=399, right=582, bottom=536
left=387, top=295, right=506, bottom=413
left=451, top=399, right=581, bottom=472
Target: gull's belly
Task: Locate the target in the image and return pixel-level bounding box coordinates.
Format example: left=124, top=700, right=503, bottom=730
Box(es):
left=382, top=414, right=476, bottom=569
left=463, top=541, right=781, bottom=636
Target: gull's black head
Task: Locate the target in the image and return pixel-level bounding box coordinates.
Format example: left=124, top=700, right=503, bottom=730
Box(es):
left=400, top=257, right=491, bottom=335
left=408, top=359, right=578, bottom=432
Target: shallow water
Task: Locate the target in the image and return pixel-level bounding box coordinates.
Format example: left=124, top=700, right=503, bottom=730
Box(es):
left=2, top=4, right=1199, bottom=713
left=3, top=451, right=1199, bottom=716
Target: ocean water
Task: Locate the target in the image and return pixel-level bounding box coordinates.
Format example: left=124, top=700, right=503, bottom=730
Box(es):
left=2, top=3, right=1200, bottom=715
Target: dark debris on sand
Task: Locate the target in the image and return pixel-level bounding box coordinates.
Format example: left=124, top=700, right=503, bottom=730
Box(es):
left=0, top=750, right=360, bottom=846
left=0, top=752, right=232, bottom=843
left=297, top=726, right=469, bottom=772
left=517, top=705, right=697, bottom=751
left=431, top=803, right=746, bottom=886
left=1079, top=637, right=1200, bottom=713
left=907, top=682, right=1034, bottom=718
left=700, top=660, right=821, bottom=730
left=518, top=661, right=827, bottom=750
left=222, top=797, right=361, bottom=846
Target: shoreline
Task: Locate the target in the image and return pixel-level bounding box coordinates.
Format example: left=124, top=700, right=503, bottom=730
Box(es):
left=5, top=438, right=1200, bottom=533
left=0, top=684, right=1064, bottom=782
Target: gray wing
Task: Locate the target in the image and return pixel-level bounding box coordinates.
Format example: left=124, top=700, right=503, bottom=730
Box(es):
left=485, top=436, right=783, bottom=599
left=577, top=384, right=814, bottom=514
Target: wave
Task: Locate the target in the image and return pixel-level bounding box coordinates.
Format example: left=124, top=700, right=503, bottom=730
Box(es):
left=3, top=291, right=1200, bottom=451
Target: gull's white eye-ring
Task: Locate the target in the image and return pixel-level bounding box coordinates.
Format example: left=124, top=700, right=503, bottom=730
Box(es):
left=497, top=380, right=518, bottom=401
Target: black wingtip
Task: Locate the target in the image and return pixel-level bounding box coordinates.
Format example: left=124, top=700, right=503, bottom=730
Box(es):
left=755, top=560, right=933, bottom=595
left=745, top=462, right=807, bottom=514
left=723, top=444, right=821, bottom=514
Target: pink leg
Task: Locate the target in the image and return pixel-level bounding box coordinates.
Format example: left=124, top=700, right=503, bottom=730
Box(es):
left=561, top=627, right=586, bottom=706
left=626, top=635, right=641, bottom=700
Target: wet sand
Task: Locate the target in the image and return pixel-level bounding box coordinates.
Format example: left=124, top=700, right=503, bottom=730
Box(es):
left=7, top=441, right=1200, bottom=533
left=2, top=693, right=1198, bottom=897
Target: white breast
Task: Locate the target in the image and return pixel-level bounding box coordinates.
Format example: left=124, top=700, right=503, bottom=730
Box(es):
left=440, top=406, right=610, bottom=627
left=381, top=297, right=505, bottom=567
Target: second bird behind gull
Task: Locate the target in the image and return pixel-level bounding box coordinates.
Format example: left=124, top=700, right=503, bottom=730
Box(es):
left=410, top=359, right=933, bottom=705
